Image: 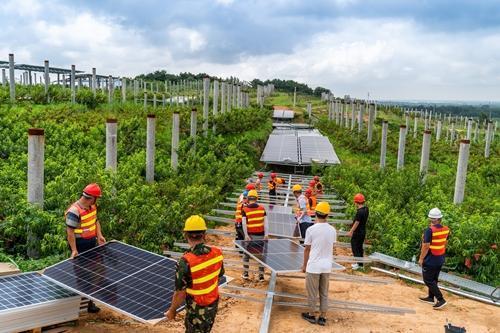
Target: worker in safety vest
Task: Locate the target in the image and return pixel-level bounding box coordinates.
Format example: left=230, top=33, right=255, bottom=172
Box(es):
left=268, top=172, right=278, bottom=203
left=255, top=172, right=264, bottom=191
left=308, top=180, right=316, bottom=194
left=313, top=176, right=323, bottom=195
left=241, top=190, right=268, bottom=281
left=65, top=183, right=106, bottom=313
left=166, top=215, right=224, bottom=332
left=418, top=208, right=450, bottom=310
left=293, top=184, right=314, bottom=239
left=235, top=190, right=249, bottom=241
left=305, top=188, right=317, bottom=216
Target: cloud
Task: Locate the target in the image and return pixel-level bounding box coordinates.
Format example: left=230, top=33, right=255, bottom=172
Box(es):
left=215, top=0, right=234, bottom=5
left=168, top=26, right=207, bottom=53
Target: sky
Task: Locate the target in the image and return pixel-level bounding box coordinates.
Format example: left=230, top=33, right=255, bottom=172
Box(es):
left=1, top=0, right=500, bottom=101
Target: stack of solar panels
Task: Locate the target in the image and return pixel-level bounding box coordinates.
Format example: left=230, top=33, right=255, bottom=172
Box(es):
left=299, top=136, right=340, bottom=164
left=0, top=273, right=81, bottom=333
left=272, top=109, right=294, bottom=119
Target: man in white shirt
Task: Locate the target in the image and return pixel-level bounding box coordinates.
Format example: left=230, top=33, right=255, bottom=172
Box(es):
left=301, top=201, right=337, bottom=326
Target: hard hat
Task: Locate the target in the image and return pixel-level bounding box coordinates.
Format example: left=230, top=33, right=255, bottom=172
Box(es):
left=315, top=202, right=330, bottom=215
left=258, top=172, right=264, bottom=178
left=183, top=215, right=207, bottom=232
left=270, top=172, right=277, bottom=179
left=247, top=190, right=258, bottom=199
left=292, top=184, right=302, bottom=192
left=428, top=208, right=443, bottom=219
left=242, top=190, right=249, bottom=198
left=305, top=188, right=312, bottom=196
left=245, top=183, right=256, bottom=191
left=314, top=176, right=320, bottom=181
left=83, top=183, right=102, bottom=198
left=353, top=193, right=365, bottom=203
left=309, top=180, right=316, bottom=187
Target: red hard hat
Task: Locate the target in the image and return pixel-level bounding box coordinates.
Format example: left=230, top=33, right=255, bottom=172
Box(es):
left=309, top=180, right=316, bottom=187
left=353, top=193, right=365, bottom=203
left=258, top=172, right=264, bottom=178
left=314, top=176, right=320, bottom=181
left=305, top=188, right=312, bottom=196
left=270, top=173, right=277, bottom=178
left=245, top=183, right=256, bottom=190
left=83, top=183, right=102, bottom=198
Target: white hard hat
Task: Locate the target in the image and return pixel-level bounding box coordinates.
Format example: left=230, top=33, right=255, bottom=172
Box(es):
left=428, top=208, right=443, bottom=219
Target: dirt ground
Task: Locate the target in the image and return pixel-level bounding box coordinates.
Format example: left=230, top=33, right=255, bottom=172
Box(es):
left=72, top=226, right=500, bottom=333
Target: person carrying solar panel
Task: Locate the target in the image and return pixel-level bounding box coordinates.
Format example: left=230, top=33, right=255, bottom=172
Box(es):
left=313, top=176, right=323, bottom=195
left=255, top=172, right=264, bottom=190
left=305, top=188, right=317, bottom=216
left=301, top=202, right=336, bottom=326
left=267, top=172, right=278, bottom=203
left=241, top=189, right=268, bottom=281
left=65, top=183, right=106, bottom=313
left=347, top=193, right=368, bottom=270
left=166, top=215, right=224, bottom=332
left=293, top=184, right=314, bottom=240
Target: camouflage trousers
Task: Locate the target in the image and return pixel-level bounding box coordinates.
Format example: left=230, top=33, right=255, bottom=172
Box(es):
left=185, top=299, right=219, bottom=333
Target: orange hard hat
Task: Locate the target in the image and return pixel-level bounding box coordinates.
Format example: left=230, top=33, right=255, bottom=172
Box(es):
left=305, top=188, right=312, bottom=196
left=258, top=172, right=264, bottom=178
left=314, top=176, right=320, bottom=181
left=270, top=173, right=277, bottom=178
left=245, top=183, right=256, bottom=190
left=83, top=183, right=102, bottom=198
left=353, top=193, right=365, bottom=203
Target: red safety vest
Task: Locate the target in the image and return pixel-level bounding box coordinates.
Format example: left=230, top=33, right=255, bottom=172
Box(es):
left=183, top=246, right=223, bottom=307
left=242, top=205, right=266, bottom=234
left=429, top=225, right=450, bottom=256
left=66, top=202, right=97, bottom=239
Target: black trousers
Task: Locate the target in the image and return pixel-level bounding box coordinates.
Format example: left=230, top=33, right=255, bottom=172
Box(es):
left=269, top=189, right=276, bottom=204
left=422, top=264, right=444, bottom=301
left=350, top=233, right=365, bottom=266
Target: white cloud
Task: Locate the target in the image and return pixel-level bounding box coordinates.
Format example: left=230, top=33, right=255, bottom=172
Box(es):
left=168, top=26, right=207, bottom=52
left=215, top=0, right=235, bottom=6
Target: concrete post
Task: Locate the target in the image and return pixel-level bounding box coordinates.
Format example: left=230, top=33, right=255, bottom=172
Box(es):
left=106, top=119, right=118, bottom=171
left=191, top=108, right=197, bottom=138
left=351, top=101, right=355, bottom=130
left=485, top=121, right=493, bottom=158
left=453, top=140, right=470, bottom=204
left=340, top=100, right=345, bottom=127
left=213, top=80, right=219, bottom=132
left=9, top=54, right=15, bottom=102
left=367, top=103, right=375, bottom=144
left=232, top=84, right=237, bottom=108
left=293, top=87, right=297, bottom=107
left=473, top=121, right=479, bottom=143
left=436, top=120, right=442, bottom=142
left=2, top=68, right=6, bottom=85
left=121, top=78, right=127, bottom=103
left=202, top=78, right=210, bottom=136
left=405, top=113, right=409, bottom=135
left=44, top=60, right=50, bottom=97
left=143, top=92, right=148, bottom=110
left=466, top=118, right=472, bottom=140
left=171, top=112, right=180, bottom=171
left=358, top=102, right=364, bottom=132
left=91, top=68, right=97, bottom=97
left=145, top=114, right=156, bottom=183
left=420, top=130, right=432, bottom=178
left=70, top=65, right=76, bottom=103
left=237, top=85, right=241, bottom=108
left=221, top=82, right=226, bottom=113
left=380, top=121, right=388, bottom=169
left=450, top=122, right=455, bottom=144
left=397, top=125, right=407, bottom=171
left=27, top=128, right=45, bottom=207
left=227, top=83, right=232, bottom=112
left=108, top=75, right=113, bottom=103
left=413, top=115, right=418, bottom=139
left=307, top=102, right=312, bottom=119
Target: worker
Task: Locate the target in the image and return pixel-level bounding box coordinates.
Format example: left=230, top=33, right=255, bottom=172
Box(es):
left=268, top=172, right=278, bottom=203
left=418, top=208, right=449, bottom=310
left=255, top=172, right=264, bottom=190
left=313, top=176, right=323, bottom=195
left=235, top=190, right=249, bottom=242
left=348, top=193, right=368, bottom=270
left=166, top=215, right=224, bottom=332
left=65, top=183, right=106, bottom=313
left=241, top=189, right=268, bottom=281
left=301, top=202, right=336, bottom=326
left=293, top=184, right=314, bottom=239
left=305, top=188, right=317, bottom=216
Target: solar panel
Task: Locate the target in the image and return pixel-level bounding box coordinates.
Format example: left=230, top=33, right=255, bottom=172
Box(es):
left=273, top=110, right=294, bottom=119
left=260, top=135, right=299, bottom=164
left=267, top=211, right=300, bottom=238
left=299, top=136, right=341, bottom=165
left=43, top=241, right=226, bottom=325
left=234, top=239, right=344, bottom=273
left=0, top=272, right=77, bottom=313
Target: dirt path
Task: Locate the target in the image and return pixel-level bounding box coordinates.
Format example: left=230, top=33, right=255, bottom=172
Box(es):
left=73, top=226, right=500, bottom=332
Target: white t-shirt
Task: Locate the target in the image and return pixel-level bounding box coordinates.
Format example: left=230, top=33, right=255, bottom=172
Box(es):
left=304, top=222, right=337, bottom=273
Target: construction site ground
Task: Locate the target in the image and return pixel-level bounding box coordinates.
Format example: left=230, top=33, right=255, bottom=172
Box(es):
left=72, top=225, right=499, bottom=333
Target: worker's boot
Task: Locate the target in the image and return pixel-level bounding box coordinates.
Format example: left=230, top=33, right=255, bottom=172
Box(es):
left=87, top=301, right=101, bottom=313
left=433, top=299, right=447, bottom=310
left=419, top=296, right=434, bottom=304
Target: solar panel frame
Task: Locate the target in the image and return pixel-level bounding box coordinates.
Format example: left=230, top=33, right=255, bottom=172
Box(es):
left=42, top=241, right=182, bottom=325
left=267, top=211, right=300, bottom=239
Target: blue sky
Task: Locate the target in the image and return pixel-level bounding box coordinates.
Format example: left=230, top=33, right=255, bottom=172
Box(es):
left=1, top=0, right=500, bottom=101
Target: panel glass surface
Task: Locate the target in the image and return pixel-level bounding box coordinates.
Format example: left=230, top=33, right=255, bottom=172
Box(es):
left=235, top=239, right=304, bottom=272
left=0, top=272, right=77, bottom=312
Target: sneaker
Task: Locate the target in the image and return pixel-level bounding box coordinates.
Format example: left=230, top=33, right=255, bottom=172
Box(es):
left=241, top=273, right=250, bottom=280
left=433, top=299, right=447, bottom=310
left=301, top=312, right=316, bottom=324
left=419, top=296, right=435, bottom=305
left=351, top=263, right=360, bottom=270
left=87, top=302, right=101, bottom=313
left=317, top=317, right=326, bottom=326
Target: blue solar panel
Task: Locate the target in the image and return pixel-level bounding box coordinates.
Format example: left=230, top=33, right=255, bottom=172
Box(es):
left=0, top=272, right=77, bottom=312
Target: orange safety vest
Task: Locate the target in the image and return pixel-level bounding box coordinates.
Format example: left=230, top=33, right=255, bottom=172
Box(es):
left=314, top=182, right=323, bottom=194
left=268, top=180, right=276, bottom=191
left=235, top=199, right=245, bottom=224
left=183, top=246, right=223, bottom=307
left=66, top=203, right=97, bottom=239
left=429, top=225, right=449, bottom=256
left=307, top=196, right=317, bottom=216
left=242, top=205, right=266, bottom=234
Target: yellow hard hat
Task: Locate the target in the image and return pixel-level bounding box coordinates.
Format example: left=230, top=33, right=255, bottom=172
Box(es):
left=183, top=215, right=207, bottom=232
left=315, top=202, right=330, bottom=215
left=247, top=189, right=258, bottom=199
left=292, top=184, right=302, bottom=192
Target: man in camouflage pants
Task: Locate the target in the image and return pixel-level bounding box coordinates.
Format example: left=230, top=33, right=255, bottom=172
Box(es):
left=166, top=215, right=224, bottom=333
